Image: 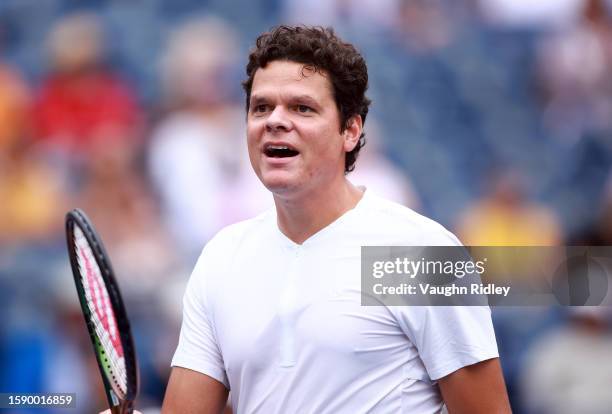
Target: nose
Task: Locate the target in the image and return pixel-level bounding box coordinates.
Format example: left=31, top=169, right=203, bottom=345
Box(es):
left=265, top=106, right=292, bottom=133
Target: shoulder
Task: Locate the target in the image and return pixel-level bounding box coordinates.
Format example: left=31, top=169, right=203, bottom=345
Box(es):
left=187, top=209, right=274, bottom=290
left=197, top=209, right=275, bottom=260
left=360, top=191, right=461, bottom=246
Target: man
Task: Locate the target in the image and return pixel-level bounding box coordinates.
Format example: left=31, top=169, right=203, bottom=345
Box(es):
left=123, top=25, right=511, bottom=413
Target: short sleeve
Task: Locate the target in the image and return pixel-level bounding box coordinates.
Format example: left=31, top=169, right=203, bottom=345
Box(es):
left=393, top=305, right=499, bottom=381
left=391, top=220, right=499, bottom=381
left=171, top=248, right=229, bottom=388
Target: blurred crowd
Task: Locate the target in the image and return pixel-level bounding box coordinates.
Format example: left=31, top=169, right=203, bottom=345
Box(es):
left=0, top=0, right=611, bottom=413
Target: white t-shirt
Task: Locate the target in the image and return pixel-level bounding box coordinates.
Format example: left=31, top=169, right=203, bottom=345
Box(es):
left=172, top=190, right=499, bottom=413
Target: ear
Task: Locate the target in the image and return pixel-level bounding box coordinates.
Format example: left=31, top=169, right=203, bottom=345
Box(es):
left=343, top=115, right=363, bottom=153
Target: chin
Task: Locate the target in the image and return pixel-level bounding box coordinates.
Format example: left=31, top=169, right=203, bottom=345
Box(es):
left=260, top=172, right=301, bottom=195
left=262, top=179, right=296, bottom=195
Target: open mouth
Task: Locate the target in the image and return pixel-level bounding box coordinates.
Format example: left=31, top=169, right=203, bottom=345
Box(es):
left=264, top=144, right=299, bottom=158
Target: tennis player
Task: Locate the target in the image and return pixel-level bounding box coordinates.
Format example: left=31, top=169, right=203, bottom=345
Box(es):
left=113, top=25, right=511, bottom=413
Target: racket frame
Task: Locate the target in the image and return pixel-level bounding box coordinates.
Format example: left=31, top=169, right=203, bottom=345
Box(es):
left=66, top=209, right=139, bottom=414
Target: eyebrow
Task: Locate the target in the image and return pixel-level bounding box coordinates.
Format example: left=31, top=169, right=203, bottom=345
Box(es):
left=249, top=94, right=320, bottom=107
left=290, top=95, right=319, bottom=107
left=249, top=95, right=268, bottom=107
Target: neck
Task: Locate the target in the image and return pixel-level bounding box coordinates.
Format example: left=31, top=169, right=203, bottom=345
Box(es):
left=274, top=177, right=364, bottom=244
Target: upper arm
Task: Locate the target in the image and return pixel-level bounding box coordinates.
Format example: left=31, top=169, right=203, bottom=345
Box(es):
left=438, top=358, right=512, bottom=414
left=162, top=367, right=229, bottom=414
left=171, top=246, right=229, bottom=388
left=395, top=305, right=500, bottom=380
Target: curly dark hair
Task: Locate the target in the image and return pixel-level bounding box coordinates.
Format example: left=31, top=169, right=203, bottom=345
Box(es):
left=243, top=25, right=371, bottom=173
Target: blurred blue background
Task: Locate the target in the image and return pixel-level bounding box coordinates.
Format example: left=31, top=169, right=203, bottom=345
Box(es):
left=1, top=0, right=612, bottom=412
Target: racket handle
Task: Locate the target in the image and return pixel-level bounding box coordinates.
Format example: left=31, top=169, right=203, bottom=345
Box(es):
left=110, top=403, right=134, bottom=414
left=108, top=405, right=133, bottom=414
left=121, top=400, right=135, bottom=414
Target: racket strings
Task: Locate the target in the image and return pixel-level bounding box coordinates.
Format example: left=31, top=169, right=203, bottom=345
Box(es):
left=74, top=226, right=128, bottom=395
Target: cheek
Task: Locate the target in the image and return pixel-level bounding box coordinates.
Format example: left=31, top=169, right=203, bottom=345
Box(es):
left=316, top=125, right=346, bottom=159
left=303, top=122, right=343, bottom=151
left=246, top=123, right=262, bottom=168
left=246, top=121, right=260, bottom=148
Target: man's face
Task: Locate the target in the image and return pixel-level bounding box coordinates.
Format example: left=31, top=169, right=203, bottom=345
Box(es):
left=247, top=60, right=355, bottom=197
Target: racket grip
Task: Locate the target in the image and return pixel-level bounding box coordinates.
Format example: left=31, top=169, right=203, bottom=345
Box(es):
left=122, top=400, right=135, bottom=414
left=109, top=403, right=133, bottom=414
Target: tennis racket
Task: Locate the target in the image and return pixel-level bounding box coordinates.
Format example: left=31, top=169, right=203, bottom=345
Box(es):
left=65, top=208, right=139, bottom=414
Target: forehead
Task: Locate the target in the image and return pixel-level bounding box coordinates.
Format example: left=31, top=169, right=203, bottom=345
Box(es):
left=250, top=60, right=333, bottom=100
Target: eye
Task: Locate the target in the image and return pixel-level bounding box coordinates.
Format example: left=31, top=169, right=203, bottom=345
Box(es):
left=252, top=104, right=270, bottom=114
left=295, top=104, right=313, bottom=113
